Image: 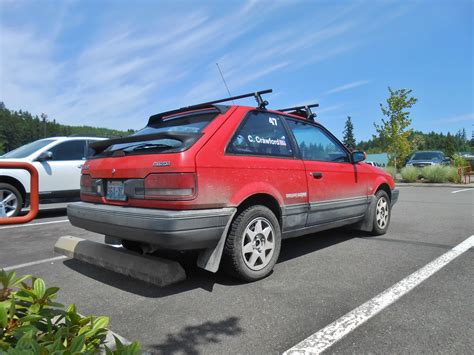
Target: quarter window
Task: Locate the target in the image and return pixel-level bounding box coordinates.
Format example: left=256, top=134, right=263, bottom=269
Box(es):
left=49, top=140, right=86, bottom=161
left=286, top=119, right=348, bottom=162
left=228, top=111, right=293, bottom=157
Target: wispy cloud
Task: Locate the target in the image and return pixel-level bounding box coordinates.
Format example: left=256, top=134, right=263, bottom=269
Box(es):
left=325, top=80, right=371, bottom=95
left=0, top=0, right=414, bottom=130
left=435, top=113, right=474, bottom=123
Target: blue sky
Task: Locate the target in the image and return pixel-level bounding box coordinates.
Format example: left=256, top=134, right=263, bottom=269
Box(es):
left=0, top=0, right=472, bottom=141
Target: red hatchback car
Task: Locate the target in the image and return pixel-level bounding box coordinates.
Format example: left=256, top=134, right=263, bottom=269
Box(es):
left=68, top=90, right=399, bottom=281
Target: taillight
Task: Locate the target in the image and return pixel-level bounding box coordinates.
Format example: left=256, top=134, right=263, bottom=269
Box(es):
left=80, top=174, right=103, bottom=196
left=144, top=173, right=197, bottom=200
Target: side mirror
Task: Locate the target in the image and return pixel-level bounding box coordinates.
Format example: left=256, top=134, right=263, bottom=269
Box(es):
left=352, top=151, right=366, bottom=164
left=37, top=151, right=53, bottom=162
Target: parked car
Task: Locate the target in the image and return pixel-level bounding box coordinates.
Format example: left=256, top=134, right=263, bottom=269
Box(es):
left=68, top=91, right=399, bottom=281
left=364, top=161, right=384, bottom=167
left=405, top=151, right=450, bottom=167
left=458, top=151, right=474, bottom=159
left=0, top=137, right=106, bottom=217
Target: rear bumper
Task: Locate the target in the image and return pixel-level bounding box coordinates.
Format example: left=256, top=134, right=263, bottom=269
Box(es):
left=67, top=202, right=236, bottom=250
left=391, top=188, right=400, bottom=206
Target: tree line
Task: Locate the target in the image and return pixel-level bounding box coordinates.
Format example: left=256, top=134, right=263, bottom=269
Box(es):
left=0, top=102, right=134, bottom=154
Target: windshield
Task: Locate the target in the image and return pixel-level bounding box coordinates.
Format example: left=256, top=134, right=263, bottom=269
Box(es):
left=100, top=110, right=218, bottom=156
left=411, top=152, right=443, bottom=161
left=1, top=139, right=55, bottom=159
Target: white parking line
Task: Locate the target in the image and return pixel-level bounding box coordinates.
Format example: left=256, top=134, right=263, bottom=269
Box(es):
left=284, top=235, right=474, bottom=355
left=2, top=256, right=67, bottom=271
left=0, top=219, right=69, bottom=230
left=451, top=188, right=474, bottom=194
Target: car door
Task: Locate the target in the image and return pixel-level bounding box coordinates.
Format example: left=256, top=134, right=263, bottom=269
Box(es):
left=285, top=118, right=369, bottom=226
left=33, top=139, right=87, bottom=198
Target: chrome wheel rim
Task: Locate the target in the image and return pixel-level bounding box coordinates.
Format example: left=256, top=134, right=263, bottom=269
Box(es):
left=0, top=189, right=18, bottom=217
left=241, top=217, right=275, bottom=271
left=376, top=197, right=389, bottom=229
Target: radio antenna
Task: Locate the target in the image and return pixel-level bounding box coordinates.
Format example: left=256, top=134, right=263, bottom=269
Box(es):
left=216, top=62, right=234, bottom=104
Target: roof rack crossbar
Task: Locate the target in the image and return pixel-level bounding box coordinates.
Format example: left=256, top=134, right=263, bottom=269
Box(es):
left=148, top=89, right=273, bottom=124
left=277, top=103, right=319, bottom=122
left=186, top=89, right=272, bottom=109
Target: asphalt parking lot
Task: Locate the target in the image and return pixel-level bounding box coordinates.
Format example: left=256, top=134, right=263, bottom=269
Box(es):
left=1, top=186, right=472, bottom=354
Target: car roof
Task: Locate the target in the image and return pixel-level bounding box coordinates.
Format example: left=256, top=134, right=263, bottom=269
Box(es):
left=40, top=136, right=108, bottom=141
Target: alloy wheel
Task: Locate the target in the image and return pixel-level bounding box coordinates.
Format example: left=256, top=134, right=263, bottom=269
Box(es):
left=0, top=189, right=19, bottom=217
left=376, top=197, right=389, bottom=229
left=241, top=217, right=275, bottom=271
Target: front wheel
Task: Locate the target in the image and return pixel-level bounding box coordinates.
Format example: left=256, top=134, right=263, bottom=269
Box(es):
left=371, top=190, right=391, bottom=235
left=223, top=205, right=281, bottom=282
left=0, top=183, right=23, bottom=217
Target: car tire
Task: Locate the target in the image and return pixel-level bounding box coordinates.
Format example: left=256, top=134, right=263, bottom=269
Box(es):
left=223, top=205, right=281, bottom=282
left=0, top=183, right=23, bottom=218
left=371, top=190, right=391, bottom=236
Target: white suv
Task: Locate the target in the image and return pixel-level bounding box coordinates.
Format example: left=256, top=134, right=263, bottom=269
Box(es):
left=0, top=137, right=105, bottom=217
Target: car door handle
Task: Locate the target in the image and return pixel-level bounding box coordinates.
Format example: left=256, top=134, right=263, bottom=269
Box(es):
left=311, top=172, right=323, bottom=179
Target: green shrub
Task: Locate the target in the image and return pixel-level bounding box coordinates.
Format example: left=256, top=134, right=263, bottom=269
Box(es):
left=446, top=166, right=460, bottom=183
left=452, top=154, right=467, bottom=168
left=383, top=166, right=397, bottom=179
left=0, top=270, right=140, bottom=354
left=400, top=167, right=420, bottom=182
left=422, top=165, right=449, bottom=183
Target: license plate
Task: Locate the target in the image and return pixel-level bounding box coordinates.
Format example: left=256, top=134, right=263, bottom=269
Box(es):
left=106, top=181, right=126, bottom=201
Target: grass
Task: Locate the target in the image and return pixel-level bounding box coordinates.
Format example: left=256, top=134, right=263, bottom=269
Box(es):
left=446, top=166, right=461, bottom=183
left=397, top=165, right=461, bottom=183
left=383, top=166, right=397, bottom=179
left=422, top=165, right=450, bottom=183
left=401, top=167, right=420, bottom=182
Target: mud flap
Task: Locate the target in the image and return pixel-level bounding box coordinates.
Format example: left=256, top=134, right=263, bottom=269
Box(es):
left=197, top=208, right=237, bottom=273
left=354, top=195, right=376, bottom=232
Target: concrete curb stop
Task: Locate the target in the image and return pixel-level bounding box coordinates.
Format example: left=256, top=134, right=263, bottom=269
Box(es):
left=54, top=236, right=186, bottom=287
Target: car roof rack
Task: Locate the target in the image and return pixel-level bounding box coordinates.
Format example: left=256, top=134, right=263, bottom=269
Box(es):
left=277, top=104, right=319, bottom=122
left=148, top=89, right=273, bottom=125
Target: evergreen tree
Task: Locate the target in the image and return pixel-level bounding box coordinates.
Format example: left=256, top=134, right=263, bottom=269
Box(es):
left=0, top=104, right=134, bottom=154
left=342, top=116, right=356, bottom=150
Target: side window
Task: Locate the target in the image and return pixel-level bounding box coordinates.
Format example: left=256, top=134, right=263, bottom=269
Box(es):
left=286, top=119, right=349, bottom=162
left=228, top=111, right=293, bottom=157
left=86, top=140, right=99, bottom=158
left=49, top=140, right=86, bottom=161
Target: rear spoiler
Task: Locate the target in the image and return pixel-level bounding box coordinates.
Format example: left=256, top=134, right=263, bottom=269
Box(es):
left=89, top=132, right=202, bottom=154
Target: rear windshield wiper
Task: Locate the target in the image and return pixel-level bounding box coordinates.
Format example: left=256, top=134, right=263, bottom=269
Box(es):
left=130, top=143, right=178, bottom=152
left=90, top=131, right=203, bottom=155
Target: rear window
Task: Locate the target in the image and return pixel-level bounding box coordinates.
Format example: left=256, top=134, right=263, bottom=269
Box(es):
left=98, top=110, right=218, bottom=156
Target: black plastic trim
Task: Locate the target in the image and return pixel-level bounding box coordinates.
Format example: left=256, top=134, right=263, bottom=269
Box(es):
left=68, top=202, right=236, bottom=250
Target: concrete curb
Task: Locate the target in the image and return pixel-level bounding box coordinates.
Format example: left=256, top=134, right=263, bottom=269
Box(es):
left=396, top=183, right=473, bottom=188
left=54, top=236, right=186, bottom=287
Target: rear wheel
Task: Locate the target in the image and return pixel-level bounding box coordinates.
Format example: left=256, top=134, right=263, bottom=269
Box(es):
left=223, top=205, right=281, bottom=281
left=371, top=190, right=391, bottom=235
left=0, top=183, right=23, bottom=217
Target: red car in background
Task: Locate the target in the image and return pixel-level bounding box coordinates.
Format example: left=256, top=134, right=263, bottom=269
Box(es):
left=68, top=90, right=398, bottom=281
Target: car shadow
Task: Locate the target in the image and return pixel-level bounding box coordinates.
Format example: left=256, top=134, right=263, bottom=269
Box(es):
left=62, top=226, right=357, bottom=298
left=148, top=316, right=242, bottom=354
